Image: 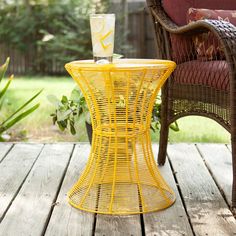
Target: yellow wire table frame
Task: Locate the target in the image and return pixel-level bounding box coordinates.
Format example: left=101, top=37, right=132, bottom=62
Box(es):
left=65, top=59, right=176, bottom=215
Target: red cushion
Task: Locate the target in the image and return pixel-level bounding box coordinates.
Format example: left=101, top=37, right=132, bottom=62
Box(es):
left=187, top=8, right=236, bottom=60
left=162, top=0, right=236, bottom=26
left=174, top=60, right=229, bottom=91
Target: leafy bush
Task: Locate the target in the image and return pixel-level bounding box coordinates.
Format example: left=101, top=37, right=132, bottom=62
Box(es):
left=48, top=87, right=89, bottom=135
left=0, top=58, right=42, bottom=141
left=0, top=0, right=109, bottom=74
left=49, top=88, right=179, bottom=137
left=151, top=96, right=179, bottom=132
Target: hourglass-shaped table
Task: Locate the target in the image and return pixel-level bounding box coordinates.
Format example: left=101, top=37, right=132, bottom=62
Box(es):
left=65, top=59, right=176, bottom=214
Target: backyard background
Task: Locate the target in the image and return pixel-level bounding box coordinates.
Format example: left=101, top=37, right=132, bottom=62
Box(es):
left=0, top=0, right=230, bottom=143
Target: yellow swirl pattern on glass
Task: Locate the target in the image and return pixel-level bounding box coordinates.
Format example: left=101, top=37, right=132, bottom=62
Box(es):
left=90, top=14, right=115, bottom=59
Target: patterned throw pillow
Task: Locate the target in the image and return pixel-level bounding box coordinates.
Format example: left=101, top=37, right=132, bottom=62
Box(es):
left=186, top=8, right=236, bottom=60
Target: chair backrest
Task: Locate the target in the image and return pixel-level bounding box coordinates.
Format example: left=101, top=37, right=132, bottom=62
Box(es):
left=162, top=0, right=236, bottom=26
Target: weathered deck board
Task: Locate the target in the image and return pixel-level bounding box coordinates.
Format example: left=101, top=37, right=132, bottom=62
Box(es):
left=0, top=143, right=235, bottom=236
left=168, top=144, right=236, bottom=236
left=197, top=144, right=232, bottom=205
left=0, top=143, right=43, bottom=221
left=45, top=144, right=95, bottom=236
left=95, top=215, right=142, bottom=236
left=143, top=144, right=194, bottom=236
left=0, top=143, right=12, bottom=162
left=0, top=144, right=73, bottom=236
left=85, top=144, right=142, bottom=235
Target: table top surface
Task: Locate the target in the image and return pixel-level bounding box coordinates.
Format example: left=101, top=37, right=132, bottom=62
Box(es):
left=65, top=59, right=176, bottom=71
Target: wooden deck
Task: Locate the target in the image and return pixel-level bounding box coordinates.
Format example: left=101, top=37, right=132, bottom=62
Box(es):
left=0, top=143, right=236, bottom=236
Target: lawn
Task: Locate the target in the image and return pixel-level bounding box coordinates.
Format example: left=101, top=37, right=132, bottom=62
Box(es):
left=1, top=77, right=231, bottom=143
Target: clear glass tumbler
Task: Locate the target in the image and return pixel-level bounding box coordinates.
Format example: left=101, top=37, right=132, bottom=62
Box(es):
left=90, top=14, right=115, bottom=63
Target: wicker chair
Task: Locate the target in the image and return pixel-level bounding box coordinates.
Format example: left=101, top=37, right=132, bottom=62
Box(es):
left=146, top=0, right=236, bottom=208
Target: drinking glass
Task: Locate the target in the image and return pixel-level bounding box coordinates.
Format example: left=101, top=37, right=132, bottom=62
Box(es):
left=90, top=14, right=115, bottom=63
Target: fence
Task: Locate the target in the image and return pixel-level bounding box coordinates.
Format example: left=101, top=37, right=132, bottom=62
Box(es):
left=127, top=8, right=157, bottom=59
left=0, top=8, right=157, bottom=75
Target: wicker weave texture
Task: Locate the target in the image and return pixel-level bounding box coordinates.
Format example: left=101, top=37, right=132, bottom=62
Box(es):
left=65, top=59, right=176, bottom=214
left=146, top=0, right=236, bottom=207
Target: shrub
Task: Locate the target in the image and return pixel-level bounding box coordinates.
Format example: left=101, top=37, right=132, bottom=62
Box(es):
left=0, top=58, right=42, bottom=141
left=49, top=88, right=179, bottom=137
left=0, top=0, right=109, bottom=74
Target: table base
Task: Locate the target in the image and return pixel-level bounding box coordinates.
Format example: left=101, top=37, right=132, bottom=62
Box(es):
left=68, top=132, right=175, bottom=215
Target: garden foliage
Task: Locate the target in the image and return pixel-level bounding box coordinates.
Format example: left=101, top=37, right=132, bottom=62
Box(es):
left=0, top=58, right=42, bottom=141
left=0, top=0, right=109, bottom=74
left=49, top=88, right=179, bottom=136
left=48, top=87, right=89, bottom=135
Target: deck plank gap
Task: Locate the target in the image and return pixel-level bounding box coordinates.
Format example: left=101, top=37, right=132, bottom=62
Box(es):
left=0, top=144, right=44, bottom=223
left=0, top=143, right=14, bottom=163
left=168, top=144, right=236, bottom=235
left=195, top=144, right=230, bottom=209
left=41, top=144, right=76, bottom=236
left=167, top=153, right=196, bottom=236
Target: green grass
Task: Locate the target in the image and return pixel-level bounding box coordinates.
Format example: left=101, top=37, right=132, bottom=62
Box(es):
left=1, top=76, right=231, bottom=143
left=1, top=76, right=88, bottom=142
left=151, top=116, right=230, bottom=143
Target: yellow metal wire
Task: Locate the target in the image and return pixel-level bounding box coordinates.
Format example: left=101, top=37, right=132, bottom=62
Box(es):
left=65, top=59, right=176, bottom=215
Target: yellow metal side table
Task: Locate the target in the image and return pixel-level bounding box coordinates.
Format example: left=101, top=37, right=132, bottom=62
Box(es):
left=65, top=59, right=176, bottom=214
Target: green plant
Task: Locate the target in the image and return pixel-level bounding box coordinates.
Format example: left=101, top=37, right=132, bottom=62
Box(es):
left=50, top=89, right=179, bottom=136
left=0, top=58, right=42, bottom=141
left=0, top=0, right=110, bottom=74
left=48, top=87, right=89, bottom=135
left=151, top=95, right=179, bottom=132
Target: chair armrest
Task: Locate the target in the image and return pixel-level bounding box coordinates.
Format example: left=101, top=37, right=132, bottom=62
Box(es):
left=147, top=1, right=236, bottom=60
left=147, top=1, right=236, bottom=66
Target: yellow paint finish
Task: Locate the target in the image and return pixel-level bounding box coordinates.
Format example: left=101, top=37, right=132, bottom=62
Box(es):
left=65, top=59, right=176, bottom=214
